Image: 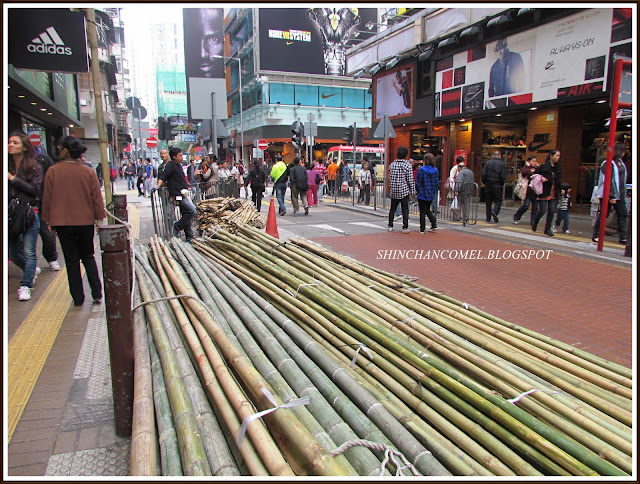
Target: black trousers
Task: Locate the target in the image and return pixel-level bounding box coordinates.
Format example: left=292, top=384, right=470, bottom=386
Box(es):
left=56, top=225, right=102, bottom=305
left=418, top=199, right=437, bottom=231
left=485, top=183, right=503, bottom=221
left=251, top=187, right=264, bottom=212
left=388, top=195, right=410, bottom=229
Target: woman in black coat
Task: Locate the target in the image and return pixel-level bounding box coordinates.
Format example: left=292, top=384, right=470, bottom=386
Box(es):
left=532, top=149, right=561, bottom=236
left=246, top=158, right=266, bottom=212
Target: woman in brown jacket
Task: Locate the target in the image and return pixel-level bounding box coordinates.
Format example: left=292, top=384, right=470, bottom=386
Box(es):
left=42, top=136, right=107, bottom=306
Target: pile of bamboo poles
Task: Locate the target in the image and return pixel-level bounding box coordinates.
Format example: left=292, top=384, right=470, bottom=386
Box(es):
left=130, top=227, right=632, bottom=476
left=196, top=197, right=266, bottom=233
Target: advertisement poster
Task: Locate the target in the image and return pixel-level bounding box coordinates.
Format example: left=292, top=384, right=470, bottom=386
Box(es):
left=434, top=8, right=620, bottom=117
left=375, top=67, right=413, bottom=119
left=259, top=8, right=377, bottom=76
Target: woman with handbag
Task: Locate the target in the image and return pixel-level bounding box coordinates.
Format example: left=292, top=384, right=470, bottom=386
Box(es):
left=246, top=158, right=266, bottom=212
left=532, top=150, right=561, bottom=236
left=8, top=132, right=43, bottom=301
left=513, top=156, right=539, bottom=225
left=42, top=136, right=107, bottom=306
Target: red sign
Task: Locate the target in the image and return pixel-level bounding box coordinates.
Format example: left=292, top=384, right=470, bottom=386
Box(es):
left=257, top=139, right=269, bottom=150
left=29, top=133, right=41, bottom=147
left=146, top=137, right=158, bottom=148
left=149, top=128, right=159, bottom=136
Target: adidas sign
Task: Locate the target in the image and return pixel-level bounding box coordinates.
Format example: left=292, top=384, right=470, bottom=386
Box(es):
left=27, top=26, right=72, bottom=56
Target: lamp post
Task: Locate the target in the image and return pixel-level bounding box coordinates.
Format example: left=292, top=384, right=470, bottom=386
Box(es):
left=213, top=55, right=243, bottom=163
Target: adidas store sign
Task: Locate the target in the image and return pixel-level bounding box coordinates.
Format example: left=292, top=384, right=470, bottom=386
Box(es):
left=28, top=27, right=72, bottom=56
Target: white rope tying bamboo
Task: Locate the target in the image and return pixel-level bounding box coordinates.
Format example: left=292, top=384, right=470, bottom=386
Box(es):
left=329, top=439, right=422, bottom=476
left=507, top=388, right=561, bottom=404
left=285, top=281, right=322, bottom=298
left=131, top=293, right=215, bottom=321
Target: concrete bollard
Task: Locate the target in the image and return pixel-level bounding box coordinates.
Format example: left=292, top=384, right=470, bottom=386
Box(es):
left=99, top=224, right=134, bottom=437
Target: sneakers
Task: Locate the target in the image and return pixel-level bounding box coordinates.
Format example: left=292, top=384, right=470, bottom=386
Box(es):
left=402, top=228, right=409, bottom=234
left=49, top=260, right=61, bottom=271
left=491, top=212, right=499, bottom=223
left=564, top=230, right=570, bottom=234
left=18, top=286, right=31, bottom=301
left=387, top=227, right=393, bottom=232
left=32, top=267, right=42, bottom=286
left=304, top=207, right=309, bottom=215
left=419, top=230, right=425, bottom=234
left=278, top=210, right=286, bottom=216
left=431, top=226, right=438, bottom=231
left=513, top=218, right=519, bottom=224
left=172, top=221, right=181, bottom=238
left=592, top=237, right=599, bottom=242
left=93, top=297, right=103, bottom=304
left=552, top=226, right=558, bottom=233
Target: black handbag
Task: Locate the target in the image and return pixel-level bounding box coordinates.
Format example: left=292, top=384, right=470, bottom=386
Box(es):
left=8, top=192, right=36, bottom=239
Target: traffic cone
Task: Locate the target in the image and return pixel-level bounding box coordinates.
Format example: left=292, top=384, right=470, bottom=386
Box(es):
left=265, top=198, right=279, bottom=239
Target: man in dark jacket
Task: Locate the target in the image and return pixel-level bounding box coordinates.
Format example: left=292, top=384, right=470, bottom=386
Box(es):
left=288, top=157, right=309, bottom=215
left=481, top=151, right=506, bottom=222
left=155, top=147, right=195, bottom=241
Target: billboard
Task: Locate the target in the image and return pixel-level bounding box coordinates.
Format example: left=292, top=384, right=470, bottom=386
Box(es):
left=258, top=8, right=377, bottom=76
left=182, top=8, right=227, bottom=121
left=375, top=66, right=414, bottom=120
left=434, top=8, right=627, bottom=116
left=8, top=8, right=88, bottom=73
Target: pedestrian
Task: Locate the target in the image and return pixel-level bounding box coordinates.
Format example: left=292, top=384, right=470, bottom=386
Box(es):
left=513, top=156, right=539, bottom=225
left=327, top=158, right=339, bottom=195
left=136, top=160, right=145, bottom=196
left=358, top=160, right=372, bottom=205
left=306, top=162, right=321, bottom=207
left=32, top=149, right=61, bottom=271
left=289, top=157, right=309, bottom=215
left=592, top=143, right=628, bottom=244
left=455, top=156, right=475, bottom=224
left=387, top=146, right=415, bottom=233
left=415, top=152, right=439, bottom=233
left=157, top=149, right=170, bottom=180
left=481, top=151, right=506, bottom=223
left=261, top=159, right=270, bottom=187
left=553, top=183, right=572, bottom=234
left=448, top=157, right=465, bottom=220
left=231, top=161, right=243, bottom=197
left=246, top=158, right=266, bottom=212
left=41, top=136, right=106, bottom=306
left=186, top=159, right=197, bottom=186
left=218, top=160, right=231, bottom=180
left=124, top=161, right=136, bottom=190
left=8, top=132, right=43, bottom=301
left=96, top=162, right=104, bottom=187
left=270, top=156, right=289, bottom=216
left=143, top=158, right=154, bottom=197
left=109, top=162, right=117, bottom=192
left=155, top=147, right=196, bottom=242
left=341, top=161, right=352, bottom=196
left=196, top=156, right=214, bottom=197
left=532, top=149, right=561, bottom=236
left=81, top=154, right=93, bottom=170
left=316, top=159, right=327, bottom=202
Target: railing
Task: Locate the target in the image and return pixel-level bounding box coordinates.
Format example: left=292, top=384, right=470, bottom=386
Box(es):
left=435, top=182, right=479, bottom=226
left=150, top=179, right=238, bottom=239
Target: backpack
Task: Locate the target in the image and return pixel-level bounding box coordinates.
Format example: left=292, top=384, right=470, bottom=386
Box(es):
left=110, top=166, right=117, bottom=179
left=153, top=166, right=158, bottom=178
left=8, top=191, right=36, bottom=239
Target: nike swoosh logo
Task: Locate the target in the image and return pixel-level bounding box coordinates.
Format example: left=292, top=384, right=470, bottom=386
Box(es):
left=528, top=141, right=550, bottom=151
left=286, top=41, right=293, bottom=45
left=463, top=90, right=481, bottom=103
left=321, top=93, right=337, bottom=99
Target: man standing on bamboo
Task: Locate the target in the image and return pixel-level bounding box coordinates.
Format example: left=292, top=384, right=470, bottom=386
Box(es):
left=288, top=157, right=309, bottom=215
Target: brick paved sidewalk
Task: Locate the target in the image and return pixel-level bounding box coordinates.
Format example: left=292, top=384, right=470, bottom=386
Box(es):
left=313, top=229, right=633, bottom=368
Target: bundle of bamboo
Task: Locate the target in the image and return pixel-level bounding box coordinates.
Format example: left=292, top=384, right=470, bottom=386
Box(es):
left=196, top=197, right=266, bottom=233
left=130, top=228, right=632, bottom=477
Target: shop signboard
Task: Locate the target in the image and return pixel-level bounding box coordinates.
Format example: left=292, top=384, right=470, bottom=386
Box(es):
left=374, top=66, right=413, bottom=120
left=8, top=8, right=89, bottom=73
left=258, top=8, right=377, bottom=76
left=434, top=8, right=626, bottom=117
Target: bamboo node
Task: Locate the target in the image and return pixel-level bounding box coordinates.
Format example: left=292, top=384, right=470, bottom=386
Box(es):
left=329, top=439, right=421, bottom=476
left=236, top=387, right=310, bottom=447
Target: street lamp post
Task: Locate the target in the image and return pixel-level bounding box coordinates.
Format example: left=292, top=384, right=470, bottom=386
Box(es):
left=213, top=55, right=243, bottom=163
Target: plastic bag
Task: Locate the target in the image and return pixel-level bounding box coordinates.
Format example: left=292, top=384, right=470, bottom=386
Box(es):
left=450, top=196, right=458, bottom=210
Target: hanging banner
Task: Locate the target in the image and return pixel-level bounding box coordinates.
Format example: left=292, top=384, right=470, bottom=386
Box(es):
left=8, top=8, right=89, bottom=73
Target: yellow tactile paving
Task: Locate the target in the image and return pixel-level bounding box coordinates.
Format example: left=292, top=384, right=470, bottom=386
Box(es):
left=7, top=267, right=73, bottom=442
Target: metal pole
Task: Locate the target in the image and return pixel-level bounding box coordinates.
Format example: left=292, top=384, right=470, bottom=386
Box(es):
left=211, top=91, right=217, bottom=159
left=98, top=225, right=134, bottom=437
left=383, top=115, right=388, bottom=210
left=352, top=123, right=356, bottom=206
left=238, top=57, right=243, bottom=163
left=597, top=58, right=623, bottom=252
left=85, top=8, right=112, bottom=213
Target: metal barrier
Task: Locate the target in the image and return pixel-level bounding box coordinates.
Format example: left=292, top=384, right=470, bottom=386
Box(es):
left=150, top=179, right=238, bottom=239
left=435, top=182, right=479, bottom=226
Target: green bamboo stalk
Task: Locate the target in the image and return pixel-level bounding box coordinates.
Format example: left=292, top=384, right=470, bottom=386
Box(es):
left=130, top=288, right=158, bottom=476
left=153, top=240, right=351, bottom=476
left=146, top=323, right=183, bottom=475
left=135, top=266, right=212, bottom=476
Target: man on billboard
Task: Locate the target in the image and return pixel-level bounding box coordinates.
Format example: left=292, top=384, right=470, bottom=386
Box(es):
left=393, top=70, right=411, bottom=110
left=183, top=8, right=224, bottom=79
left=488, top=38, right=525, bottom=97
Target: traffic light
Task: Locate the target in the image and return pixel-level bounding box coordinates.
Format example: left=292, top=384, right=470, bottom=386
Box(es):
left=164, top=118, right=175, bottom=140
left=356, top=128, right=364, bottom=146
left=292, top=121, right=304, bottom=148
left=157, top=117, right=166, bottom=140
left=343, top=125, right=355, bottom=145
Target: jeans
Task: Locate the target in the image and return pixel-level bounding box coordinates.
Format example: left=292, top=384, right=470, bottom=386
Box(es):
left=533, top=199, right=557, bottom=232
left=251, top=188, right=264, bottom=212
left=485, top=184, right=503, bottom=221
left=56, top=225, right=102, bottom=305
left=176, top=196, right=196, bottom=240
left=290, top=186, right=308, bottom=212
left=126, top=175, right=135, bottom=190
left=513, top=195, right=538, bottom=225
left=144, top=178, right=153, bottom=197
left=418, top=199, right=437, bottom=231
left=274, top=185, right=287, bottom=213
left=9, top=213, right=40, bottom=288
left=389, top=195, right=410, bottom=229
left=317, top=182, right=325, bottom=202
left=307, top=186, right=318, bottom=206
left=593, top=198, right=628, bottom=242
left=554, top=209, right=570, bottom=231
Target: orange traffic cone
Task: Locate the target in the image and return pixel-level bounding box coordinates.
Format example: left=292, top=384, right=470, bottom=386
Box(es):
left=265, top=198, right=279, bottom=239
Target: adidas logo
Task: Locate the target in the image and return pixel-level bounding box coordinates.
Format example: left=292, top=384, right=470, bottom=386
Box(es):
left=27, top=27, right=72, bottom=55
